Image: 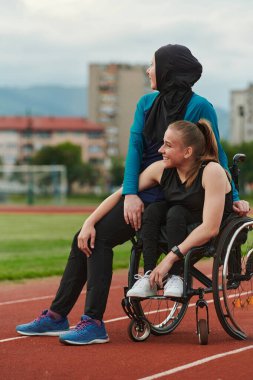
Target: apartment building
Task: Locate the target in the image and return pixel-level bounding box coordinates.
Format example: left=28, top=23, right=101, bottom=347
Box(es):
left=88, top=63, right=150, bottom=157
left=0, top=116, right=105, bottom=165
left=230, top=84, right=253, bottom=144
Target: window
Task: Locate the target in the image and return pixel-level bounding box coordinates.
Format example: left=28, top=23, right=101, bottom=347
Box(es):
left=35, top=132, right=51, bottom=138
left=88, top=145, right=103, bottom=153
left=87, top=132, right=102, bottom=139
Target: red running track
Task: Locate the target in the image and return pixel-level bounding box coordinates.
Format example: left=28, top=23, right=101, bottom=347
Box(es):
left=0, top=205, right=97, bottom=214
left=1, top=261, right=253, bottom=380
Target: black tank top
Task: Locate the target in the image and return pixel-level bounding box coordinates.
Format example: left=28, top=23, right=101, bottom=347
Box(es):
left=160, top=162, right=233, bottom=221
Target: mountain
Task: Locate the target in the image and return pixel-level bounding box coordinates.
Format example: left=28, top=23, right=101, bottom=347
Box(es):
left=0, top=86, right=88, bottom=117
left=0, top=85, right=230, bottom=140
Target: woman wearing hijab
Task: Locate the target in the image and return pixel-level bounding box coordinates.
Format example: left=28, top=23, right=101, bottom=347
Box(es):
left=16, top=44, right=249, bottom=346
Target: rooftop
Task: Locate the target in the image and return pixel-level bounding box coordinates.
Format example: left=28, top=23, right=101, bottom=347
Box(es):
left=0, top=116, right=103, bottom=132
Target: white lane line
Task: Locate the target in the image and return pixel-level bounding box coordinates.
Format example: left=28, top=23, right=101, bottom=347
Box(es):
left=3, top=289, right=250, bottom=344
left=0, top=299, right=211, bottom=344
left=0, top=314, right=129, bottom=343
left=0, top=336, right=28, bottom=343
left=0, top=269, right=212, bottom=307
left=0, top=285, right=122, bottom=306
left=0, top=295, right=58, bottom=306
left=138, top=345, right=253, bottom=380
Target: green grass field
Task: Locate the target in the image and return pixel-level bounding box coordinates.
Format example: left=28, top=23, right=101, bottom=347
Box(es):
left=0, top=213, right=131, bottom=281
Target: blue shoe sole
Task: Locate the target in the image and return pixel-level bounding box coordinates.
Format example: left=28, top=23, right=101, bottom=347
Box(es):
left=59, top=337, right=110, bottom=345
left=16, top=329, right=69, bottom=336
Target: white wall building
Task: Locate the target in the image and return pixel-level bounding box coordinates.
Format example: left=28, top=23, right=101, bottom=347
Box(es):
left=230, top=84, right=253, bottom=144
left=88, top=63, right=150, bottom=158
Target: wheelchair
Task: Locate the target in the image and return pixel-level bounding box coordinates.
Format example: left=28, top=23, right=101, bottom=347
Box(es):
left=121, top=154, right=253, bottom=345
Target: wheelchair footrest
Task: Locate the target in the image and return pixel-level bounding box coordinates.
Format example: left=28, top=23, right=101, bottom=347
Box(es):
left=121, top=294, right=147, bottom=324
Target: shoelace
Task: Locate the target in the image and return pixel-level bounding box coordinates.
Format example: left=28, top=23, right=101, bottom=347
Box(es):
left=34, top=312, right=48, bottom=322
left=75, top=319, right=96, bottom=330
left=132, top=270, right=152, bottom=287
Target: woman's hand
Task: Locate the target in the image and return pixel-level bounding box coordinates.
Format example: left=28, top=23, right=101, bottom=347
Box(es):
left=149, top=253, right=179, bottom=288
left=233, top=200, right=250, bottom=217
left=124, top=194, right=144, bottom=231
left=77, top=220, right=96, bottom=257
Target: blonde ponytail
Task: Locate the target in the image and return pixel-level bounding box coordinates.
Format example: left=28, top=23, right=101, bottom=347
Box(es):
left=168, top=118, right=219, bottom=187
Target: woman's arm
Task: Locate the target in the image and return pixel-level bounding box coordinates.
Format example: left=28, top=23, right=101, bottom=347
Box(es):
left=122, top=94, right=159, bottom=230
left=198, top=104, right=249, bottom=213
left=150, top=163, right=229, bottom=287
left=122, top=93, right=158, bottom=195
left=78, top=160, right=163, bottom=256
left=177, top=163, right=228, bottom=252
left=124, top=161, right=164, bottom=231
left=186, top=97, right=239, bottom=202
left=122, top=99, right=146, bottom=230
left=78, top=189, right=122, bottom=257
left=138, top=160, right=164, bottom=192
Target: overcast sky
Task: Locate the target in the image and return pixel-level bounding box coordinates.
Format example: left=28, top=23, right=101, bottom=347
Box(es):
left=1, top=0, right=253, bottom=109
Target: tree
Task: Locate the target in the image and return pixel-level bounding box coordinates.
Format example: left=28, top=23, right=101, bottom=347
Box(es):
left=222, top=139, right=253, bottom=194
left=109, top=156, right=125, bottom=188
left=32, top=142, right=99, bottom=194
left=0, top=156, right=3, bottom=179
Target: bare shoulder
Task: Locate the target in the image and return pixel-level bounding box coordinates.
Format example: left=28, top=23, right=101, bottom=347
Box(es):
left=202, top=162, right=227, bottom=186
left=203, top=161, right=226, bottom=176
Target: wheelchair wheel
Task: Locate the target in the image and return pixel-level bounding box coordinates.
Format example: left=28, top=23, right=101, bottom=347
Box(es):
left=128, top=319, right=151, bottom=342
left=198, top=319, right=208, bottom=345
left=213, top=217, right=253, bottom=340
left=128, top=246, right=189, bottom=336
left=130, top=295, right=188, bottom=336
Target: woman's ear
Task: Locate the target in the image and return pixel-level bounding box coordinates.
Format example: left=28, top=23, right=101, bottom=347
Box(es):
left=184, top=146, right=193, bottom=159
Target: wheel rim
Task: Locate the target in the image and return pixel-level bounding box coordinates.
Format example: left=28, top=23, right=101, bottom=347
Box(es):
left=133, top=293, right=188, bottom=334
left=219, top=221, right=253, bottom=338
left=129, top=320, right=150, bottom=341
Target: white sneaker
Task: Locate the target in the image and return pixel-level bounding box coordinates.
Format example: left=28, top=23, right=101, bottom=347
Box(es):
left=163, top=275, right=183, bottom=297
left=126, top=271, right=157, bottom=298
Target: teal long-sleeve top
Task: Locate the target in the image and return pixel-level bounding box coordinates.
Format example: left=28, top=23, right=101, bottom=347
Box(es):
left=122, top=91, right=239, bottom=202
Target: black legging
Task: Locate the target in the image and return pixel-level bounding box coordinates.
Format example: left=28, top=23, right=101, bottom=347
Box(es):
left=141, top=202, right=201, bottom=273
left=50, top=198, right=135, bottom=320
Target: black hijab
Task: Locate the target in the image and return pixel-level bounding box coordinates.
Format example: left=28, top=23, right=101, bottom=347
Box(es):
left=143, top=44, right=202, bottom=142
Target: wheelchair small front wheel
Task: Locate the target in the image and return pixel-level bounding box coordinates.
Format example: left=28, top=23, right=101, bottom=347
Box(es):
left=198, top=319, right=208, bottom=345
left=128, top=319, right=151, bottom=342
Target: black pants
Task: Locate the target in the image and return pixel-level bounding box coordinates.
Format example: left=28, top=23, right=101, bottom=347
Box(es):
left=141, top=202, right=201, bottom=273
left=50, top=198, right=134, bottom=320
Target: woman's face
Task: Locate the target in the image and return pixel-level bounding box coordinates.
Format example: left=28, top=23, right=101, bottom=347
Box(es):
left=146, top=56, right=157, bottom=90
left=158, top=128, right=189, bottom=168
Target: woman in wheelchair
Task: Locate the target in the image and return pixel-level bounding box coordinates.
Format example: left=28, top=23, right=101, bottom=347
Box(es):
left=126, top=118, right=235, bottom=298
left=88, top=118, right=249, bottom=301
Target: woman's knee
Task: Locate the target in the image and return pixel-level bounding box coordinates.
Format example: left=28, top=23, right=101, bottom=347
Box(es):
left=166, top=205, right=189, bottom=222
left=143, top=201, right=167, bottom=224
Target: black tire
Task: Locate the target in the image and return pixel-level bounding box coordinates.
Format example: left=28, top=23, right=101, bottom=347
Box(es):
left=198, top=319, right=208, bottom=345
left=213, top=216, right=253, bottom=340
left=132, top=296, right=188, bottom=336
left=128, top=319, right=151, bottom=342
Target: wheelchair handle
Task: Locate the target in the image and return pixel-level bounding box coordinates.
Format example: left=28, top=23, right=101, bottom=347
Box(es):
left=233, top=153, right=246, bottom=165
left=230, top=153, right=246, bottom=192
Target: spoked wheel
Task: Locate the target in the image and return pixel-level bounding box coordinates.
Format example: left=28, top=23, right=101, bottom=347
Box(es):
left=198, top=319, right=208, bottom=345
left=131, top=294, right=188, bottom=336
left=128, top=248, right=189, bottom=336
left=128, top=319, right=151, bottom=342
left=213, top=218, right=253, bottom=340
